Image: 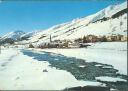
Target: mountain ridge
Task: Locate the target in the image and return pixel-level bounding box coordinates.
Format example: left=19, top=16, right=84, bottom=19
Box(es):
left=27, top=1, right=127, bottom=46
left=0, top=1, right=127, bottom=45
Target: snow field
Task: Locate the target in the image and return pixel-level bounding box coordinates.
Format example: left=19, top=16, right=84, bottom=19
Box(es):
left=0, top=48, right=104, bottom=90
left=40, top=42, right=127, bottom=75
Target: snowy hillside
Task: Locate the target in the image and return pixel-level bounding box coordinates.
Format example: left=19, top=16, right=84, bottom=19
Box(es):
left=0, top=1, right=127, bottom=90
left=0, top=30, right=40, bottom=45
left=20, top=31, right=41, bottom=40
left=26, top=2, right=127, bottom=45
left=0, top=2, right=127, bottom=45
left=1, top=30, right=25, bottom=40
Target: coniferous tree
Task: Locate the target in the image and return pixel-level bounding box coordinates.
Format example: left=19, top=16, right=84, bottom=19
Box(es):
left=83, top=36, right=87, bottom=43
left=101, top=36, right=107, bottom=42
left=29, top=44, right=34, bottom=48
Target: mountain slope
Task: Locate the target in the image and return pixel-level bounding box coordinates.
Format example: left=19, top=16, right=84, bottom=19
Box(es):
left=26, top=1, right=127, bottom=46
left=0, top=30, right=41, bottom=45
left=20, top=31, right=40, bottom=40
left=0, top=30, right=26, bottom=45
left=1, top=30, right=25, bottom=41
left=1, top=2, right=126, bottom=46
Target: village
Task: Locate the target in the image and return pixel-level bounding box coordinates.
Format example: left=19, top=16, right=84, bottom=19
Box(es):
left=28, top=34, right=127, bottom=49
left=0, top=34, right=127, bottom=49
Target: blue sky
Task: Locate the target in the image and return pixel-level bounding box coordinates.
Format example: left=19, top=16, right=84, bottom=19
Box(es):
left=0, top=0, right=125, bottom=36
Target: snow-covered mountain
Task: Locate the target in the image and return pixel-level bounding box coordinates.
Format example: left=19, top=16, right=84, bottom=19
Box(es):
left=24, top=1, right=127, bottom=46
left=0, top=30, right=40, bottom=44
left=1, top=2, right=127, bottom=45
left=20, top=31, right=41, bottom=40
left=1, top=30, right=25, bottom=40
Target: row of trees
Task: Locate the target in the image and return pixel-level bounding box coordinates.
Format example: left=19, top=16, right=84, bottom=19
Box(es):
left=74, top=35, right=118, bottom=43
left=0, top=38, right=14, bottom=45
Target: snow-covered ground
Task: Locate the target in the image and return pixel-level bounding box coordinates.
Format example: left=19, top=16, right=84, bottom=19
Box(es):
left=0, top=1, right=127, bottom=90
left=95, top=76, right=127, bottom=82
left=0, top=42, right=127, bottom=90
left=0, top=48, right=104, bottom=90
left=40, top=42, right=127, bottom=75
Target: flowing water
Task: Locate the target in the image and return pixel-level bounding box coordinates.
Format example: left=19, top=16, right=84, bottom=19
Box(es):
left=22, top=49, right=128, bottom=91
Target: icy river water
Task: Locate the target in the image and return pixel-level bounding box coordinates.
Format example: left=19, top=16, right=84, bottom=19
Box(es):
left=22, top=49, right=128, bottom=91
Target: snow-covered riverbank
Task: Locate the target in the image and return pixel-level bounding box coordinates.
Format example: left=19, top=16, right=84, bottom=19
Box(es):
left=38, top=42, right=127, bottom=75
left=0, top=48, right=103, bottom=90
left=0, top=42, right=127, bottom=90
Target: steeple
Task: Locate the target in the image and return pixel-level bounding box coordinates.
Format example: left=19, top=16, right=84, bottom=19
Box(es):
left=50, top=35, right=52, bottom=42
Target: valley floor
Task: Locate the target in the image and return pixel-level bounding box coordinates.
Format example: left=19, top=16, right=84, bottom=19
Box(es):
left=0, top=48, right=103, bottom=90
left=0, top=42, right=127, bottom=90
left=37, top=42, right=127, bottom=75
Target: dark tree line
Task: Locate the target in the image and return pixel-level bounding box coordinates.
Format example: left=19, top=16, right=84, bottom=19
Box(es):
left=0, top=38, right=14, bottom=45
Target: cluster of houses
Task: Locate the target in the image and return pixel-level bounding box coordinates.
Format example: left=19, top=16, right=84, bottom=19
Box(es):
left=36, top=40, right=75, bottom=49
left=81, top=34, right=127, bottom=43
left=106, top=34, right=127, bottom=42
left=30, top=34, right=127, bottom=49
left=36, top=40, right=91, bottom=49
